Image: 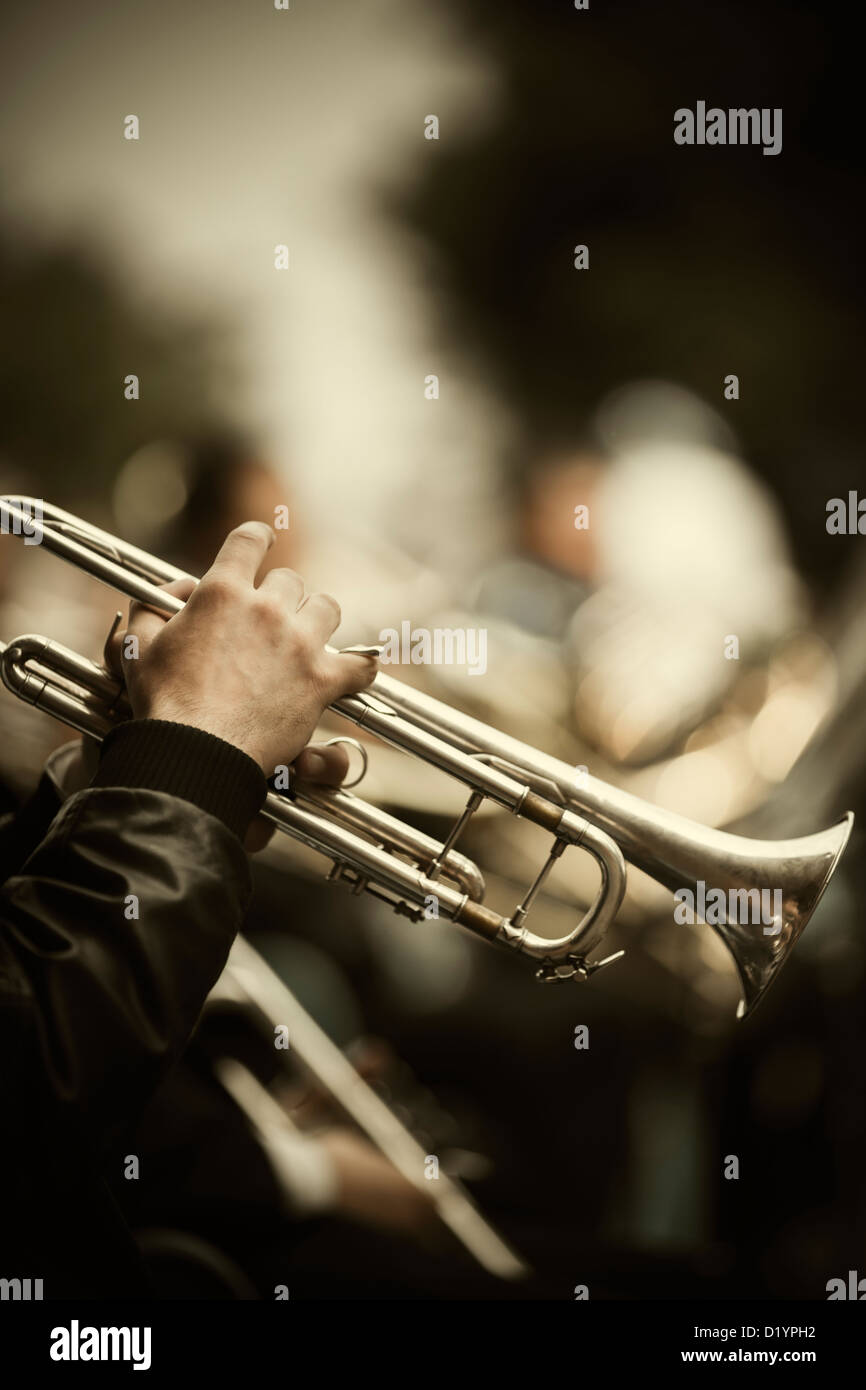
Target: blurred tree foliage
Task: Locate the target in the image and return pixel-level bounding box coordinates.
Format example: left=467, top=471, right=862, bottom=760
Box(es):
left=389, top=0, right=865, bottom=585
left=0, top=219, right=238, bottom=505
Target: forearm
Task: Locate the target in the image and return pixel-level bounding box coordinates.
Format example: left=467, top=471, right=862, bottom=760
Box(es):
left=0, top=720, right=267, bottom=1133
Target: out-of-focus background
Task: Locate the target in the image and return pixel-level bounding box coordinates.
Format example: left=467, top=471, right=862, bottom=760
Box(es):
left=2, top=0, right=865, bottom=1298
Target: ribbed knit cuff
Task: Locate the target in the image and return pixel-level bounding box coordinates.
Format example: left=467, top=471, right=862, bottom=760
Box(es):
left=92, top=720, right=268, bottom=841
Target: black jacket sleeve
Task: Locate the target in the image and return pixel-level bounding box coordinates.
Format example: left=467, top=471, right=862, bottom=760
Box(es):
left=0, top=720, right=268, bottom=1134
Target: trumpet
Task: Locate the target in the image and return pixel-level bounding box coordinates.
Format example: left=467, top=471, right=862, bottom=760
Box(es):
left=0, top=496, right=854, bottom=1018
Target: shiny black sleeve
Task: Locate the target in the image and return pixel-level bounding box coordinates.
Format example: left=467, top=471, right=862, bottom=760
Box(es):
left=0, top=720, right=267, bottom=1134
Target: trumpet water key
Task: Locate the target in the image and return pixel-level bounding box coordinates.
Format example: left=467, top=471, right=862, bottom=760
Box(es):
left=0, top=496, right=854, bottom=1017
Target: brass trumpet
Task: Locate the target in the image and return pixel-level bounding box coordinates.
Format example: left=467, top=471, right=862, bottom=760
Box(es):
left=0, top=496, right=853, bottom=1018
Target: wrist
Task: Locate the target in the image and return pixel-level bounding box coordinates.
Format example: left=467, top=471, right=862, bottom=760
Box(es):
left=142, top=699, right=267, bottom=773
left=93, top=719, right=268, bottom=839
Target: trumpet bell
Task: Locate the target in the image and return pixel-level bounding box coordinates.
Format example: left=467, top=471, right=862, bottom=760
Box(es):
left=710, top=813, right=854, bottom=1018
